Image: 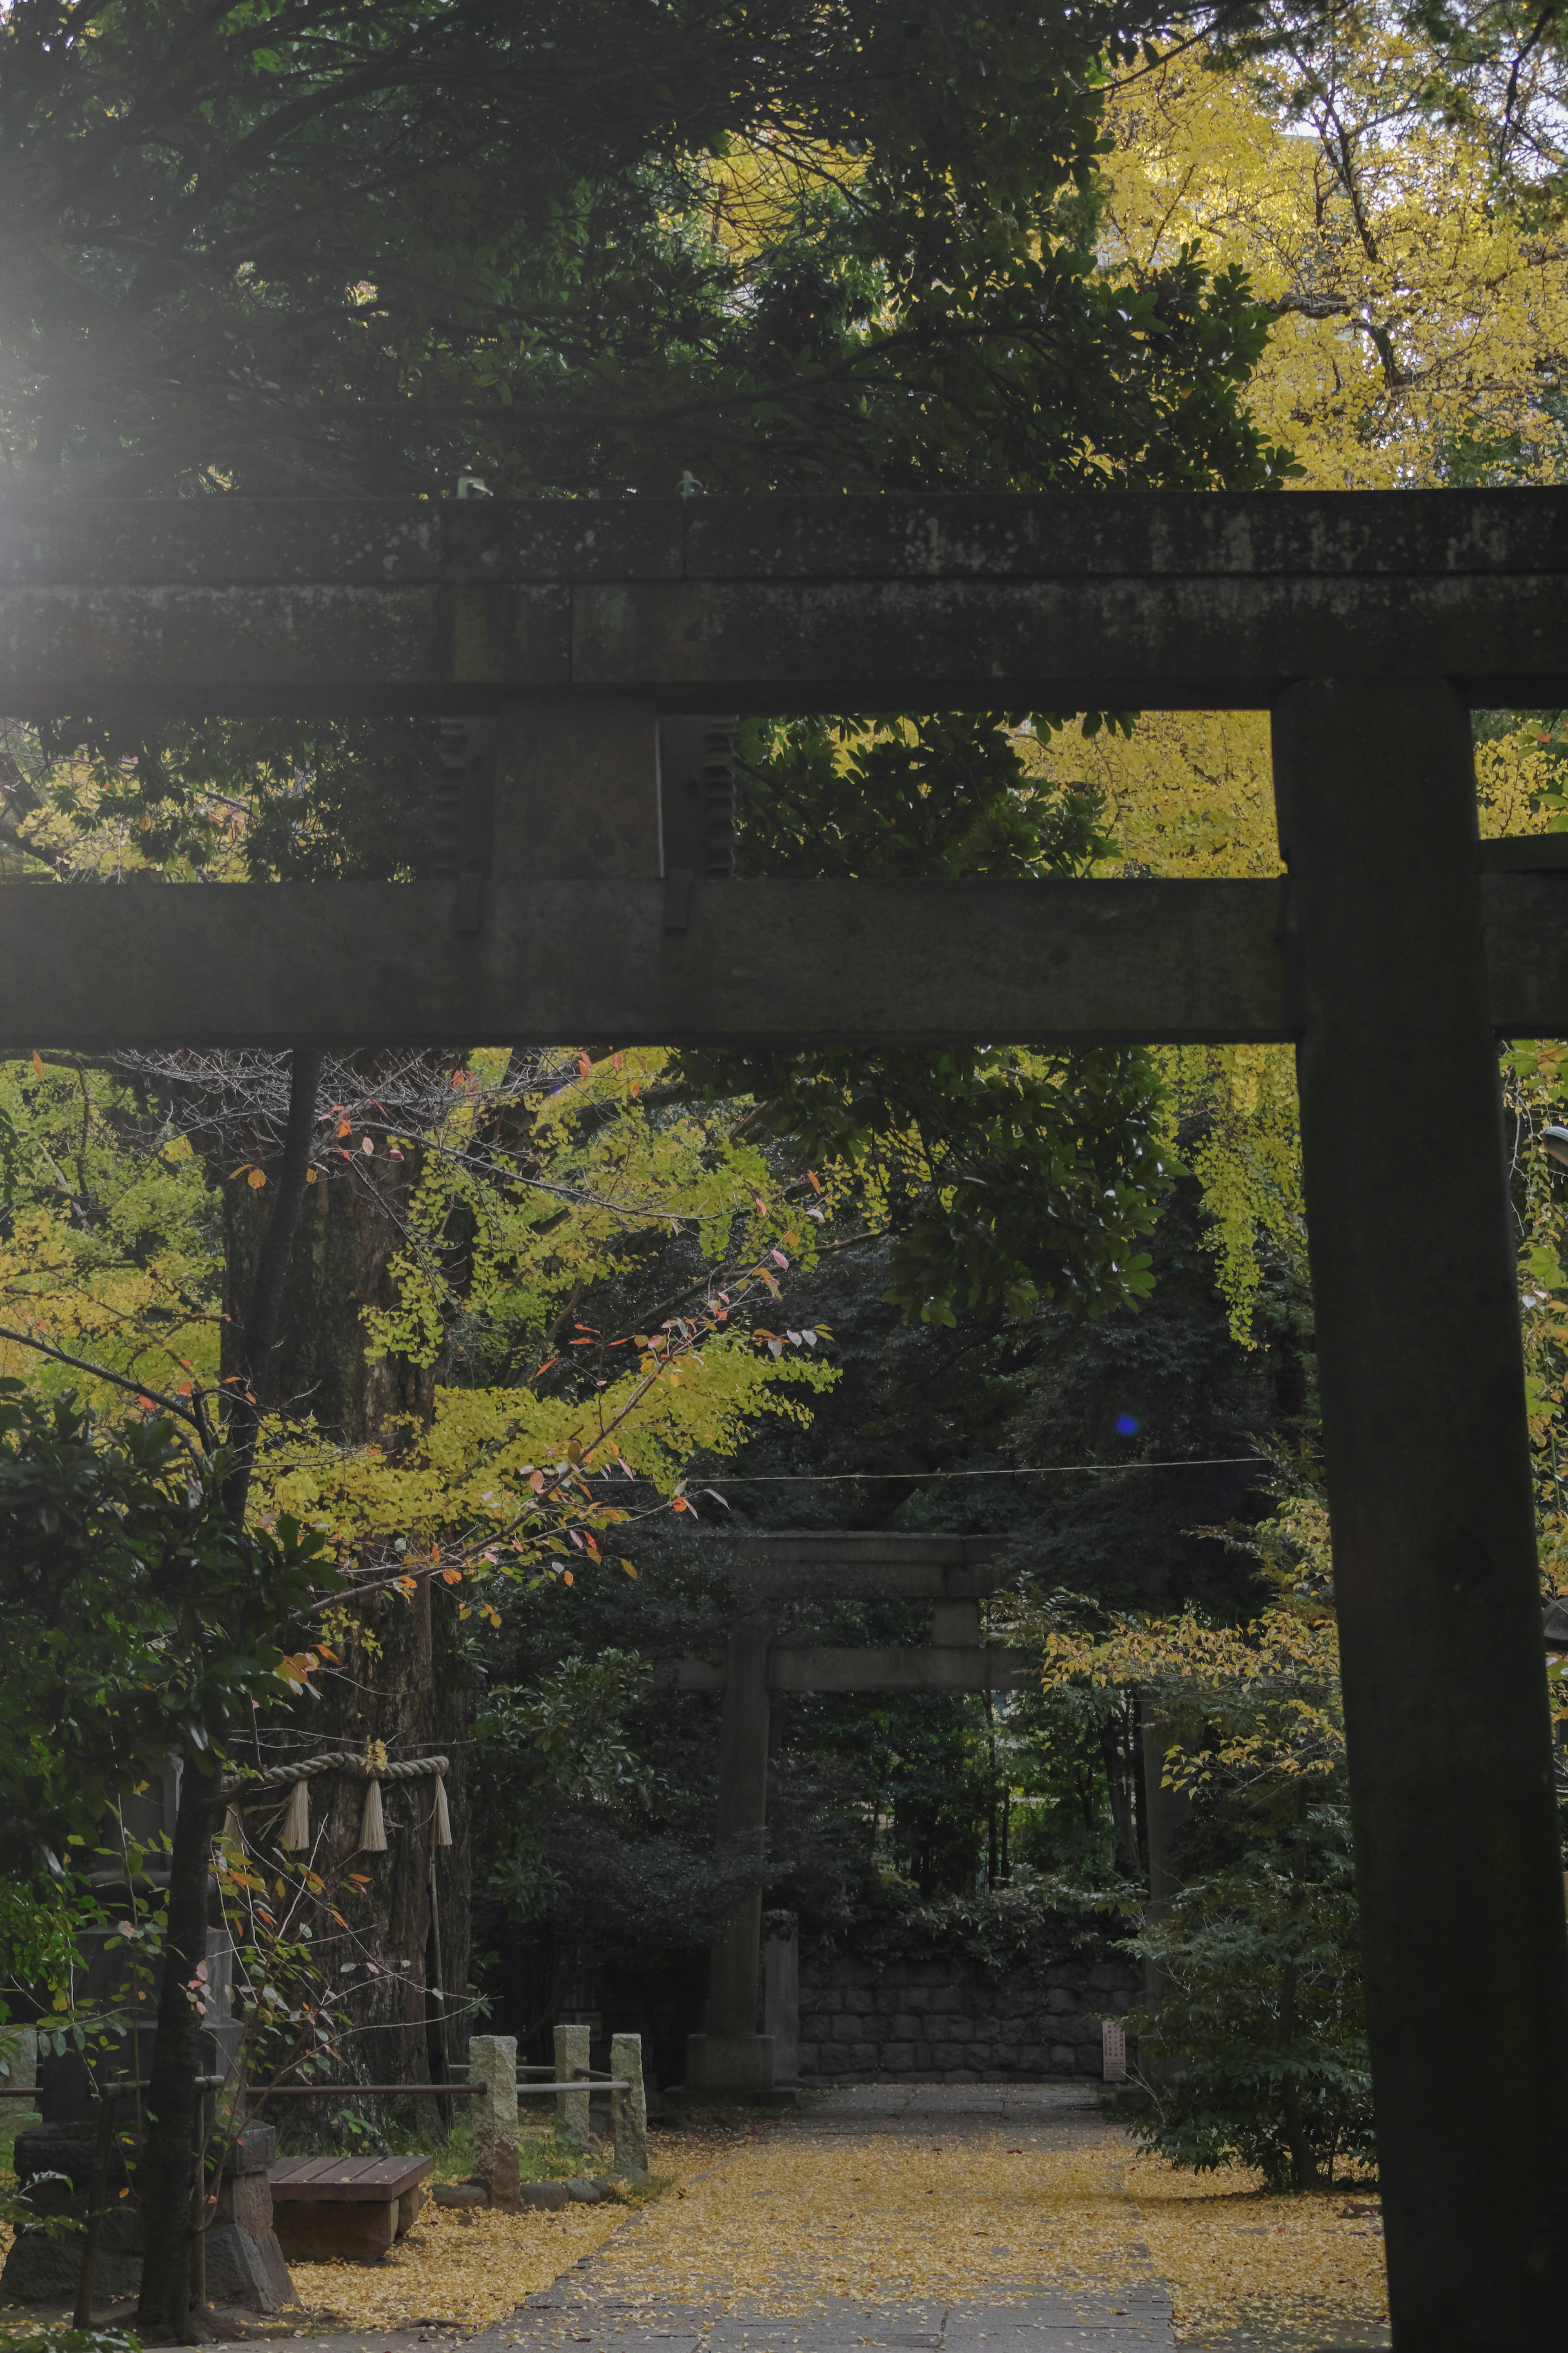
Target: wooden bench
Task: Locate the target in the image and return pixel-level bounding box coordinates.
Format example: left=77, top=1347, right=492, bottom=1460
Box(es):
left=269, top=2154, right=433, bottom=2262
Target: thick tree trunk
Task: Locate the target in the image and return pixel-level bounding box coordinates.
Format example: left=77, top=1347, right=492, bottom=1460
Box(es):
left=221, top=1050, right=324, bottom=1523
left=220, top=1129, right=471, bottom=2105
left=282, top=1579, right=472, bottom=2106
left=140, top=1050, right=322, bottom=2340
left=133, top=1758, right=215, bottom=2340
left=220, top=1145, right=436, bottom=1442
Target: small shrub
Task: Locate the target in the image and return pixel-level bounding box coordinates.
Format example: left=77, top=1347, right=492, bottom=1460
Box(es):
left=1126, top=1840, right=1374, bottom=2192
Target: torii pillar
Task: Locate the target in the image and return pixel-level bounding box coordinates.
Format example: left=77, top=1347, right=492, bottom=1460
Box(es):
left=685, top=1615, right=777, bottom=2096
left=1275, top=679, right=1568, bottom=2340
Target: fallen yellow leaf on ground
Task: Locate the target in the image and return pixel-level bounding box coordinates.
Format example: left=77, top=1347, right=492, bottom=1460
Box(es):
left=287, top=2122, right=751, bottom=2335
left=1123, top=2152, right=1386, bottom=2345
left=289, top=2199, right=626, bottom=2334
left=583, top=2133, right=1153, bottom=2318
left=3, top=2115, right=1390, bottom=2347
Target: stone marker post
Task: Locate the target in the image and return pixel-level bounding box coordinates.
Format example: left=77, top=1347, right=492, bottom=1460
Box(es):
left=762, top=1915, right=799, bottom=2083
left=469, top=2034, right=520, bottom=2211
left=207, top=2126, right=294, bottom=2311
left=608, top=2034, right=648, bottom=2179
left=553, top=2023, right=591, bottom=2147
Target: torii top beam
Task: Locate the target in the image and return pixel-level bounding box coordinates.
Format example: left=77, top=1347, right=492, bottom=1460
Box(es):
left=5, top=488, right=1568, bottom=1052
left=1, top=489, right=1567, bottom=714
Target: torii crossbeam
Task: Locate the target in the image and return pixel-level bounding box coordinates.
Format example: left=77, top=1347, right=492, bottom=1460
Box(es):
left=2, top=488, right=1565, bottom=2349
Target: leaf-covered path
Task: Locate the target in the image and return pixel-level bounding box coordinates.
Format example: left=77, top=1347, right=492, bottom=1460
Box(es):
left=150, top=2084, right=1389, bottom=2353
left=461, top=2086, right=1388, bottom=2353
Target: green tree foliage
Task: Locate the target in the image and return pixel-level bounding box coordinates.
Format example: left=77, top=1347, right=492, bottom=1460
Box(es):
left=1036, top=1447, right=1374, bottom=2191
left=0, top=0, right=1312, bottom=1382
left=0, top=1374, right=330, bottom=2038
left=0, top=0, right=1295, bottom=1338
left=0, top=0, right=1289, bottom=499
left=0, top=1052, right=219, bottom=1410
left=0, top=1380, right=329, bottom=1864
left=1129, top=1833, right=1373, bottom=2192
left=682, top=717, right=1173, bottom=1325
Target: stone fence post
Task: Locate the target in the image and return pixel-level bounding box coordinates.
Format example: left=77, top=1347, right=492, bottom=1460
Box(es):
left=553, top=2022, right=591, bottom=2147
left=470, top=2034, right=520, bottom=2210
left=609, top=2034, right=648, bottom=2179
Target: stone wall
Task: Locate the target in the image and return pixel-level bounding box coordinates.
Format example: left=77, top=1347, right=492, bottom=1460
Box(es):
left=796, top=1947, right=1139, bottom=2082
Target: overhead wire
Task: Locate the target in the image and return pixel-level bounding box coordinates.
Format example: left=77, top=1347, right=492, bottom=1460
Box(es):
left=590, top=1455, right=1269, bottom=1485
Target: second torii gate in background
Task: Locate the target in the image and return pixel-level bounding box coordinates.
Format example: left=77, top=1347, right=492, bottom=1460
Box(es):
left=674, top=1532, right=1027, bottom=2097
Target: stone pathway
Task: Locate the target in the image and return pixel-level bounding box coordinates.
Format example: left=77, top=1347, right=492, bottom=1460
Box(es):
left=470, top=2087, right=1176, bottom=2353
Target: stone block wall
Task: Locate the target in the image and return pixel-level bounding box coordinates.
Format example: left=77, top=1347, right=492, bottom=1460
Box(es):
left=795, top=1948, right=1139, bottom=2082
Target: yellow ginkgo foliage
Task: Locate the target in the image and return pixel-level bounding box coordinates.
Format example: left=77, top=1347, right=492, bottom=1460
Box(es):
left=0, top=1045, right=842, bottom=1621
left=1100, top=25, right=1568, bottom=491
left=1025, top=25, right=1568, bottom=1342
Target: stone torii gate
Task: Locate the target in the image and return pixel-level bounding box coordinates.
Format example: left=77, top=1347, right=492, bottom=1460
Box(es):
left=1, top=487, right=1566, bottom=2348
left=674, top=1531, right=1029, bottom=2097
